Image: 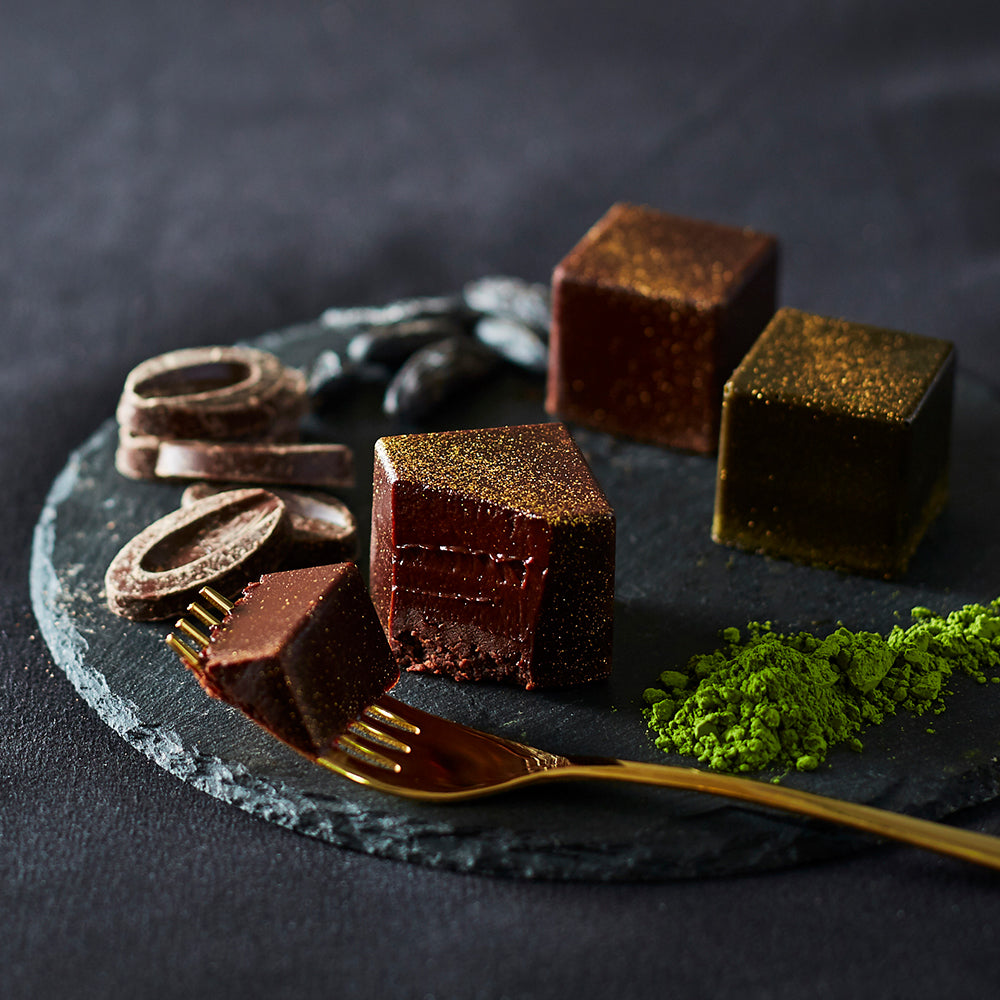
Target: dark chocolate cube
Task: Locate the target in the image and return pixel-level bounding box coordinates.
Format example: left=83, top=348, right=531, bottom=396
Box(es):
left=546, top=203, right=778, bottom=452
left=712, top=308, right=955, bottom=578
left=198, top=562, right=399, bottom=755
left=370, top=423, right=616, bottom=689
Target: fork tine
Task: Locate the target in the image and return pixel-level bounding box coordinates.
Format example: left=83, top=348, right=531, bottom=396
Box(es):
left=364, top=698, right=421, bottom=735
left=187, top=600, right=221, bottom=628
left=329, top=704, right=430, bottom=777
left=320, top=748, right=401, bottom=787
left=175, top=617, right=210, bottom=648
left=200, top=586, right=233, bottom=614
left=336, top=733, right=401, bottom=773
left=349, top=718, right=412, bottom=754
left=165, top=632, right=200, bottom=668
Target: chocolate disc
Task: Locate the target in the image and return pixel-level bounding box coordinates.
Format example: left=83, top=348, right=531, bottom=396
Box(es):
left=182, top=483, right=358, bottom=564
left=154, top=440, right=355, bottom=490
left=116, top=345, right=308, bottom=441
left=114, top=429, right=162, bottom=481
left=104, top=488, right=291, bottom=621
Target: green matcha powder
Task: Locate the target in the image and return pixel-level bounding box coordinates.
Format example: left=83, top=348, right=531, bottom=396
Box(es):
left=643, top=599, right=1000, bottom=774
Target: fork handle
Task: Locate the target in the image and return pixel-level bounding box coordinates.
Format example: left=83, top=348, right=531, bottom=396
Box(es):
left=563, top=758, right=1000, bottom=871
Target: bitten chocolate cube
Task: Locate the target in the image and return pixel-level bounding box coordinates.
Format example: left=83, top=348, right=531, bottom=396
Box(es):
left=546, top=203, right=778, bottom=452
left=370, top=423, right=616, bottom=689
left=712, top=308, right=955, bottom=578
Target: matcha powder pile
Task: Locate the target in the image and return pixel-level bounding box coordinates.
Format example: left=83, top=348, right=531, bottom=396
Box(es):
left=643, top=599, right=1000, bottom=774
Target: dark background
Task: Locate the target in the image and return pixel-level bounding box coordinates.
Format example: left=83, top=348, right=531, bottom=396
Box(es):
left=4, top=2, right=1000, bottom=997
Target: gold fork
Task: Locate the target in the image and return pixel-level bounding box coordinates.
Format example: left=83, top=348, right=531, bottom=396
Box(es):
left=169, top=590, right=1000, bottom=873
left=323, top=695, right=1000, bottom=872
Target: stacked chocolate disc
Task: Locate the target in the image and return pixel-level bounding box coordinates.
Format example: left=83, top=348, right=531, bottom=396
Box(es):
left=106, top=345, right=357, bottom=620
left=118, top=345, right=317, bottom=478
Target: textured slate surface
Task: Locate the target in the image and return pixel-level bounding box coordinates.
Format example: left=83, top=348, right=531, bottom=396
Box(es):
left=30, top=310, right=1000, bottom=880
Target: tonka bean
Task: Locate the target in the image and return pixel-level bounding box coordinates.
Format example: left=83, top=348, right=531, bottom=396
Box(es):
left=307, top=350, right=391, bottom=410
left=319, top=294, right=463, bottom=330
left=347, top=316, right=468, bottom=367
left=383, top=337, right=499, bottom=420
left=474, top=316, right=548, bottom=373
left=462, top=276, right=552, bottom=334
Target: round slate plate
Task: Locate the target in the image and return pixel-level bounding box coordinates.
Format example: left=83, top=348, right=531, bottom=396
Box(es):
left=30, top=303, right=1000, bottom=881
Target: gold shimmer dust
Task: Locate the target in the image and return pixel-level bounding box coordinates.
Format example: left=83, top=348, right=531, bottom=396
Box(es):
left=375, top=423, right=613, bottom=523
left=731, top=308, right=954, bottom=422
left=560, top=203, right=776, bottom=306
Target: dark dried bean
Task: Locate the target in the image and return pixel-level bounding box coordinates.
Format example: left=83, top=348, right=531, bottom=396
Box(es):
left=307, top=349, right=352, bottom=398
left=383, top=337, right=500, bottom=421
left=307, top=349, right=393, bottom=411
left=473, top=316, right=548, bottom=374
left=462, top=276, right=552, bottom=335
left=319, top=294, right=464, bottom=330
left=347, top=316, right=468, bottom=367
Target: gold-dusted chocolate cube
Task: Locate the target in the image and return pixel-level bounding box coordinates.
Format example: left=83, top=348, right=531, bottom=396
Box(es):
left=546, top=203, right=778, bottom=452
left=712, top=308, right=955, bottom=578
left=370, top=423, right=616, bottom=689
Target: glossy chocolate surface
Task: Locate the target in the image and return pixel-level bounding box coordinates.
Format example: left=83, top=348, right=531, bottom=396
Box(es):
left=546, top=203, right=777, bottom=452
left=713, top=308, right=955, bottom=578
left=370, top=422, right=615, bottom=688
left=198, top=562, right=399, bottom=756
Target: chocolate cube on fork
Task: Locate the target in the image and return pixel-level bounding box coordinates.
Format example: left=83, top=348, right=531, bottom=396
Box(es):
left=166, top=563, right=399, bottom=758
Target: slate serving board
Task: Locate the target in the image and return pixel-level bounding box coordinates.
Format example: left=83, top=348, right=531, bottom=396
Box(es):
left=30, top=302, right=1000, bottom=881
